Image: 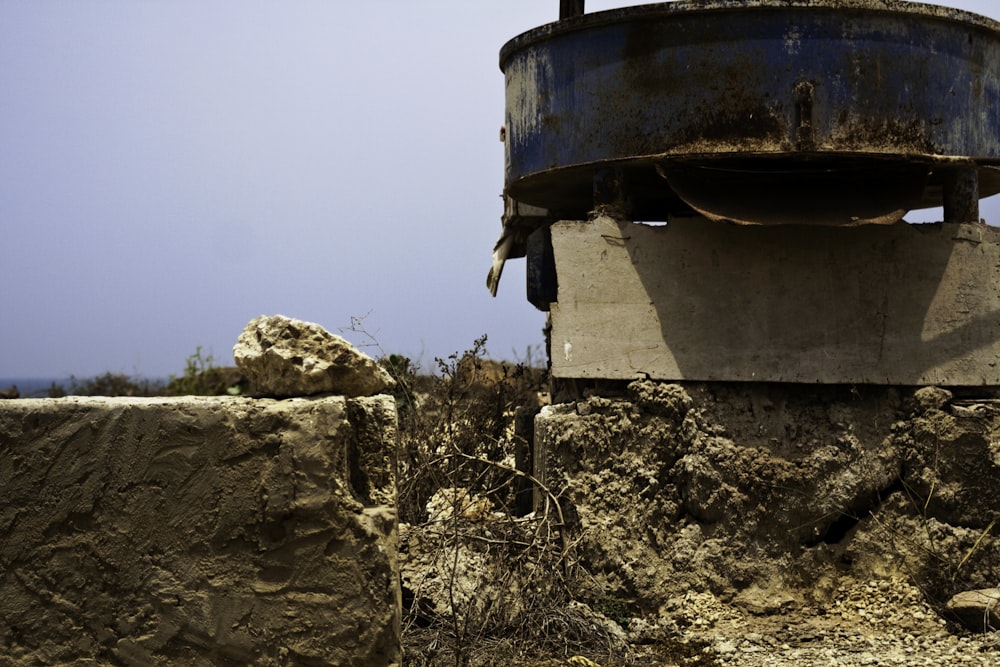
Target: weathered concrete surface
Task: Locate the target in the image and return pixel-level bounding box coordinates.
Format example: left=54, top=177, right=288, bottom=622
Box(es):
left=533, top=382, right=1000, bottom=619
left=0, top=395, right=400, bottom=666
left=549, top=215, right=1000, bottom=385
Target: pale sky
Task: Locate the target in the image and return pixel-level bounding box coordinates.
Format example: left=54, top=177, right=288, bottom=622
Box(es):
left=2, top=0, right=999, bottom=378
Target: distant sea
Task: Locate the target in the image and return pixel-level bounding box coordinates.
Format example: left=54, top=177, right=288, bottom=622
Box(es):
left=0, top=378, right=75, bottom=398
left=0, top=377, right=167, bottom=398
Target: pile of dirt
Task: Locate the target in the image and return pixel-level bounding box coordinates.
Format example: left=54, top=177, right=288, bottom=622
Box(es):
left=538, top=382, right=1000, bottom=611
left=401, top=379, right=1000, bottom=665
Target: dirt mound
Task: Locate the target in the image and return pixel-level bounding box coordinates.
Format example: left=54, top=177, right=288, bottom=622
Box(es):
left=401, top=379, right=1000, bottom=664
left=539, top=382, right=1000, bottom=610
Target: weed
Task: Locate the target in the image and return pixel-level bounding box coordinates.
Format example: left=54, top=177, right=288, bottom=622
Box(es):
left=368, top=331, right=630, bottom=666
left=954, top=518, right=998, bottom=584
left=70, top=372, right=164, bottom=397
left=57, top=347, right=243, bottom=397
left=868, top=473, right=999, bottom=619
left=164, top=346, right=245, bottom=396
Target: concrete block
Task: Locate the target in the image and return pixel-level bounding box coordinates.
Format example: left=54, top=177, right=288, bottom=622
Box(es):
left=549, top=215, right=1000, bottom=385
left=0, top=395, right=400, bottom=666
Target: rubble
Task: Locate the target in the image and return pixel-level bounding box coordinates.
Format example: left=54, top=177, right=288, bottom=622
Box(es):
left=947, top=588, right=1000, bottom=633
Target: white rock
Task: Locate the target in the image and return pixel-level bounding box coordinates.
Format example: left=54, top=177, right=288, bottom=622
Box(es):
left=945, top=588, right=1000, bottom=633
left=233, top=314, right=393, bottom=397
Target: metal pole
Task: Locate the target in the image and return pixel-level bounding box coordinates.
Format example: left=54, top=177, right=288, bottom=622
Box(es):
left=943, top=167, right=980, bottom=223
left=559, top=0, right=584, bottom=19
left=592, top=166, right=630, bottom=220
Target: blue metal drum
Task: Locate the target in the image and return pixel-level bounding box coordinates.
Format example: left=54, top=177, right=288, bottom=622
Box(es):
left=501, top=0, right=1000, bottom=225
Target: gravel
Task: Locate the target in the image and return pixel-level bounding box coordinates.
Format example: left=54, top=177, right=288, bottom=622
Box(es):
left=630, top=577, right=1000, bottom=666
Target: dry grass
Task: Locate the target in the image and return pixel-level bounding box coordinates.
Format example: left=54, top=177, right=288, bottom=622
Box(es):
left=382, top=336, right=634, bottom=667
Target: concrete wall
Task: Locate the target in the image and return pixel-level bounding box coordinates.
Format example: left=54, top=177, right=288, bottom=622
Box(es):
left=0, top=395, right=400, bottom=666
left=549, top=215, right=1000, bottom=385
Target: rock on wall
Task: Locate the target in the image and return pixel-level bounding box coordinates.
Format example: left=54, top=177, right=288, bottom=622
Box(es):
left=534, top=381, right=1000, bottom=618
left=0, top=395, right=400, bottom=666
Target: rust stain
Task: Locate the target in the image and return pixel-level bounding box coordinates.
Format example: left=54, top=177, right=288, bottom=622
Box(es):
left=502, top=0, right=1000, bottom=219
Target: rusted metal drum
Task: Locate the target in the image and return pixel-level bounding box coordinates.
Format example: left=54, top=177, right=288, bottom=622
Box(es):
left=501, top=0, right=1000, bottom=225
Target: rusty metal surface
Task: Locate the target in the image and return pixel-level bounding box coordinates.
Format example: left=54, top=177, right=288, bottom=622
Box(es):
left=501, top=0, right=1000, bottom=223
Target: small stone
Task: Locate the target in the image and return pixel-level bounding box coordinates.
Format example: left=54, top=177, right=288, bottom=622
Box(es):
left=945, top=588, right=1000, bottom=633
left=911, top=386, right=953, bottom=412
left=716, top=640, right=736, bottom=653
left=233, top=314, right=393, bottom=397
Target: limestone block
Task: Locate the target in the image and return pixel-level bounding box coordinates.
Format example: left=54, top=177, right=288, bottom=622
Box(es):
left=946, top=588, right=1000, bottom=632
left=549, top=215, right=1000, bottom=385
left=234, top=314, right=394, bottom=397
left=0, top=395, right=400, bottom=667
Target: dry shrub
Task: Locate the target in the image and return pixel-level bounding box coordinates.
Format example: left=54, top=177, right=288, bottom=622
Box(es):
left=389, top=336, right=631, bottom=666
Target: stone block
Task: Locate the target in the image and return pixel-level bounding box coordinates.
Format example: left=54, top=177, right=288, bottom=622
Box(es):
left=0, top=395, right=400, bottom=666
left=947, top=588, right=1000, bottom=632
left=549, top=215, right=1000, bottom=385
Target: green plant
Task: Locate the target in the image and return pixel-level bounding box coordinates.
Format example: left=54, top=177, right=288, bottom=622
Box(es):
left=165, top=346, right=244, bottom=396
left=45, top=382, right=67, bottom=398
left=70, top=372, right=164, bottom=397
left=174, top=346, right=214, bottom=391
left=379, top=352, right=421, bottom=425
left=588, top=594, right=634, bottom=628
